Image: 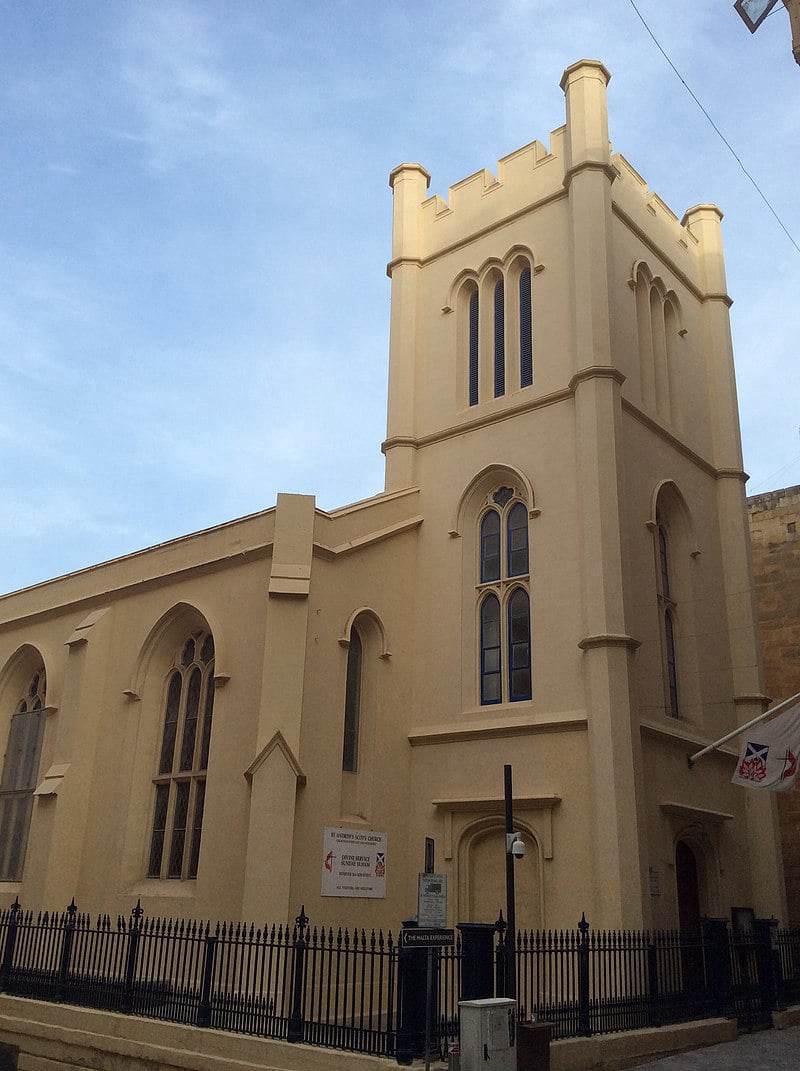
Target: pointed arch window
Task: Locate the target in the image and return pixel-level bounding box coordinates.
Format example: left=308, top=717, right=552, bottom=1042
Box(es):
left=480, top=510, right=501, bottom=583
left=342, top=629, right=363, bottom=773
left=519, top=266, right=533, bottom=388
left=148, top=632, right=215, bottom=880
left=508, top=588, right=532, bottom=701
left=664, top=609, right=679, bottom=718
left=658, top=525, right=671, bottom=600
left=468, top=289, right=479, bottom=407
left=507, top=502, right=529, bottom=577
left=477, top=489, right=532, bottom=705
left=494, top=280, right=505, bottom=398
left=0, top=668, right=46, bottom=882
left=480, top=595, right=502, bottom=705
left=655, top=517, right=680, bottom=719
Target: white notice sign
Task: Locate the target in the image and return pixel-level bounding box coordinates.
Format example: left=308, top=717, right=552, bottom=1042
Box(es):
left=417, top=873, right=447, bottom=927
left=321, top=827, right=387, bottom=898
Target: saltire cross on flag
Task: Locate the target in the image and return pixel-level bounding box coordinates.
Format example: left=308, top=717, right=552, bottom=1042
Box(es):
left=732, top=697, right=800, bottom=791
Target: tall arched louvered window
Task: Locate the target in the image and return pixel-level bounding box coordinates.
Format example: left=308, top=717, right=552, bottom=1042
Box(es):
left=519, top=266, right=533, bottom=388
left=0, top=669, right=46, bottom=882
left=469, top=289, right=479, bottom=407
left=342, top=628, right=363, bottom=772
left=494, top=280, right=505, bottom=398
left=658, top=526, right=671, bottom=600
left=664, top=609, right=679, bottom=718
left=148, top=632, right=215, bottom=880
left=655, top=517, right=680, bottom=719
left=477, top=488, right=532, bottom=705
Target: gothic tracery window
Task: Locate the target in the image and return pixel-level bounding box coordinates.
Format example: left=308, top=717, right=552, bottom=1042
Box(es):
left=0, top=668, right=46, bottom=882
left=478, top=488, right=532, bottom=704
left=148, top=632, right=215, bottom=880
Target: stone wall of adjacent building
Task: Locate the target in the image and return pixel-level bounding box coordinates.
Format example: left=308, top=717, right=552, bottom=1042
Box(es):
left=748, top=484, right=800, bottom=924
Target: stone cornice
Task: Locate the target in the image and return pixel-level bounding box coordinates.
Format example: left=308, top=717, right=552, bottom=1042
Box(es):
left=382, top=386, right=572, bottom=455
left=660, top=802, right=734, bottom=825
left=409, top=710, right=587, bottom=746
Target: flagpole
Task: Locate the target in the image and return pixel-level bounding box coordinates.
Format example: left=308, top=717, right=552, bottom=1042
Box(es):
left=687, top=690, right=800, bottom=768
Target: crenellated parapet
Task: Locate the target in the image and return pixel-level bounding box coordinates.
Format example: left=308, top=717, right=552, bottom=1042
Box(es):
left=611, top=154, right=731, bottom=303
left=387, top=133, right=563, bottom=269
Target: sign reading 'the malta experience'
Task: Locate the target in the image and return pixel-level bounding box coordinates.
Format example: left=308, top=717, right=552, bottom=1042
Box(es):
left=321, top=827, right=387, bottom=898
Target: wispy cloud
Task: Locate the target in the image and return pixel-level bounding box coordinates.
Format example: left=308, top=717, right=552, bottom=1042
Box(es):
left=114, top=1, right=245, bottom=170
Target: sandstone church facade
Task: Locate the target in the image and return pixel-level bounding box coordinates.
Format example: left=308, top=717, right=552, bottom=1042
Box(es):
left=0, top=61, right=786, bottom=933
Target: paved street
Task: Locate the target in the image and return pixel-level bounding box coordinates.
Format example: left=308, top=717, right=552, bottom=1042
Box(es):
left=630, top=1025, right=800, bottom=1069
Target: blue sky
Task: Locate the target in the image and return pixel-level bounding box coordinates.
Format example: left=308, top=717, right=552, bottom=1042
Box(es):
left=2, top=1, right=798, bottom=593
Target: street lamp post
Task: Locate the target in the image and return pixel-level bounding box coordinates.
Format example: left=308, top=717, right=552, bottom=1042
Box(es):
left=504, top=763, right=517, bottom=1000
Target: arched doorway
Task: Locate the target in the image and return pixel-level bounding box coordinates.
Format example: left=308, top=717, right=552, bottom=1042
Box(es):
left=460, top=821, right=541, bottom=929
left=675, top=839, right=701, bottom=931
left=675, top=839, right=704, bottom=993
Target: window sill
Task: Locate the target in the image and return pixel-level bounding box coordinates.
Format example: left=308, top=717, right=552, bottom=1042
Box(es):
left=409, top=707, right=587, bottom=746
left=126, top=880, right=198, bottom=900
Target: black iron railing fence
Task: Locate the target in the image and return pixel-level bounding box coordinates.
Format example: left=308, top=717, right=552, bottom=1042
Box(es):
left=1, top=899, right=799, bottom=1061
left=500, top=917, right=718, bottom=1041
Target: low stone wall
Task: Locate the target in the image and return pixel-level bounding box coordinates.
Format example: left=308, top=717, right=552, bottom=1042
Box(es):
left=773, top=1004, right=800, bottom=1030
left=550, top=1018, right=736, bottom=1071
left=0, top=995, right=387, bottom=1071
left=2, top=995, right=797, bottom=1071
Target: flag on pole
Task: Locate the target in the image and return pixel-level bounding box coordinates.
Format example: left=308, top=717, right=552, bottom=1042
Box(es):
left=731, top=698, right=800, bottom=791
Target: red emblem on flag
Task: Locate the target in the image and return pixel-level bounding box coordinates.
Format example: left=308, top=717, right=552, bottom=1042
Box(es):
left=782, top=750, right=798, bottom=782
left=738, top=741, right=769, bottom=782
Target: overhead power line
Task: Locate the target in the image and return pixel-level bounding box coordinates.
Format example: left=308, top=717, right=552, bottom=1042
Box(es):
left=627, top=0, right=800, bottom=256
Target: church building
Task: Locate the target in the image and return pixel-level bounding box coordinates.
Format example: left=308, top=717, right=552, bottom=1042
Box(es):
left=0, top=61, right=786, bottom=933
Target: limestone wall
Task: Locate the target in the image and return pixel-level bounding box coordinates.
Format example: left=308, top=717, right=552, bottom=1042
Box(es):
left=748, top=484, right=800, bottom=922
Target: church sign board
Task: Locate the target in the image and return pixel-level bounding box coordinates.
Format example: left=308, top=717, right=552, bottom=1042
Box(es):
left=321, top=827, right=387, bottom=898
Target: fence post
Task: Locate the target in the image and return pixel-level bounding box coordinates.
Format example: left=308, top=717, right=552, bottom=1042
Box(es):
left=0, top=898, right=21, bottom=993
left=395, top=918, right=426, bottom=1065
left=56, top=899, right=77, bottom=1003
left=753, top=917, right=785, bottom=1015
left=647, top=939, right=660, bottom=1027
left=196, top=926, right=218, bottom=1028
left=700, top=917, right=733, bottom=1019
left=577, top=913, right=591, bottom=1037
left=458, top=922, right=496, bottom=1002
left=287, top=907, right=308, bottom=1043
left=495, top=912, right=507, bottom=997
left=120, top=900, right=142, bottom=1015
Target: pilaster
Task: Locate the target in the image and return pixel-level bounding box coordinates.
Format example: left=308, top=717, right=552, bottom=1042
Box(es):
left=241, top=493, right=315, bottom=922
left=562, top=61, right=646, bottom=926
left=682, top=204, right=785, bottom=920
left=33, top=608, right=113, bottom=908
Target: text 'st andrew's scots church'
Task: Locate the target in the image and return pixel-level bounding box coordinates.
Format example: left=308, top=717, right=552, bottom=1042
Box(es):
left=0, top=61, right=786, bottom=933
